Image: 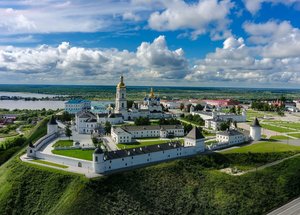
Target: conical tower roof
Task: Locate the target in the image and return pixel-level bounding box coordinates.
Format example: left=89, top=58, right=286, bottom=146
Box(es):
left=48, top=115, right=57, bottom=125
left=117, top=76, right=126, bottom=88
left=94, top=147, right=104, bottom=154
left=186, top=127, right=204, bottom=140
left=251, top=118, right=261, bottom=127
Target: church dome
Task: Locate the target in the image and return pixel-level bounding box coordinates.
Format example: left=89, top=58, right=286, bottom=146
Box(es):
left=117, top=76, right=126, bottom=88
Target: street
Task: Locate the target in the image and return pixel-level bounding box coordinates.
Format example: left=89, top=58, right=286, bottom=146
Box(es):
left=268, top=197, right=300, bottom=215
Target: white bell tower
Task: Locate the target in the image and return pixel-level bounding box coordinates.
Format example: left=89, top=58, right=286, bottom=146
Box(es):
left=115, top=76, right=127, bottom=114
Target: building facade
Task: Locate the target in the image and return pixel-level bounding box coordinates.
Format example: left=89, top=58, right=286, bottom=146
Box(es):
left=94, top=127, right=205, bottom=173
left=65, top=99, right=91, bottom=114
left=111, top=125, right=184, bottom=144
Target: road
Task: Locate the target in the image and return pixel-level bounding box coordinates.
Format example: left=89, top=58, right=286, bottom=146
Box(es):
left=268, top=197, right=300, bottom=215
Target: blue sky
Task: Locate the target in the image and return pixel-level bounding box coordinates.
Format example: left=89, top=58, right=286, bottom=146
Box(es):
left=0, top=0, right=300, bottom=88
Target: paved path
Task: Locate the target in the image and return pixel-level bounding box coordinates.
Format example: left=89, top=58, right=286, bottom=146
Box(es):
left=102, top=136, right=118, bottom=151
left=20, top=154, right=101, bottom=178
left=16, top=125, right=24, bottom=135
left=268, top=197, right=300, bottom=215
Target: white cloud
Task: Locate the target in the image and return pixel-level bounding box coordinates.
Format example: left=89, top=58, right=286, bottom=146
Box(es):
left=186, top=34, right=300, bottom=86
left=244, top=20, right=300, bottom=58
left=0, top=0, right=153, bottom=35
left=148, top=0, right=234, bottom=40
left=0, top=36, right=189, bottom=84
left=243, top=0, right=300, bottom=14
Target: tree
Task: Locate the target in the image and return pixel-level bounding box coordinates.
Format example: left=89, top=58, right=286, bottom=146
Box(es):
left=179, top=103, right=185, bottom=111
left=104, top=121, right=112, bottom=134
left=229, top=106, right=236, bottom=114
left=194, top=104, right=204, bottom=111
left=65, top=124, right=72, bottom=140
left=219, top=121, right=230, bottom=131
left=134, top=117, right=150, bottom=126
left=237, top=106, right=241, bottom=114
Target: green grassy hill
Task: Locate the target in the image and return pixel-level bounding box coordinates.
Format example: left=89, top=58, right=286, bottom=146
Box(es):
left=1, top=148, right=300, bottom=214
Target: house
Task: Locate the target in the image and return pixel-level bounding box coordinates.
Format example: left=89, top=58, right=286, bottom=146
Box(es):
left=111, top=125, right=184, bottom=143
left=65, top=99, right=91, bottom=114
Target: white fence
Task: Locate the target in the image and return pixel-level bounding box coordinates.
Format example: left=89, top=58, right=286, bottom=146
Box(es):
left=36, top=151, right=93, bottom=170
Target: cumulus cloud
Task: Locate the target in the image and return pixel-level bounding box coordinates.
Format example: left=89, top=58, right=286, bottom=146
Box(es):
left=148, top=0, right=234, bottom=40
left=244, top=20, right=300, bottom=58
left=0, top=36, right=189, bottom=84
left=186, top=31, right=300, bottom=86
left=0, top=0, right=153, bottom=34
left=243, top=0, right=300, bottom=14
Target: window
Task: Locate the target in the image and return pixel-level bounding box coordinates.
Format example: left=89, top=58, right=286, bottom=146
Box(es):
left=95, top=156, right=98, bottom=162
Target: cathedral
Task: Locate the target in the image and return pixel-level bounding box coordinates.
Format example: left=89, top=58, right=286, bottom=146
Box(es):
left=114, top=76, right=171, bottom=120
left=75, top=76, right=172, bottom=133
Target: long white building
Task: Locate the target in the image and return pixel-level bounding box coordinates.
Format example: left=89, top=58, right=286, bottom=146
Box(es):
left=75, top=111, right=123, bottom=134
left=27, top=122, right=206, bottom=174
left=190, top=106, right=247, bottom=122
left=111, top=125, right=184, bottom=143
left=65, top=99, right=91, bottom=114
left=93, top=127, right=205, bottom=173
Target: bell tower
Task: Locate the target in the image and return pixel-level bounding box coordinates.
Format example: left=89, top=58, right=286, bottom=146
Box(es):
left=115, top=76, right=127, bottom=113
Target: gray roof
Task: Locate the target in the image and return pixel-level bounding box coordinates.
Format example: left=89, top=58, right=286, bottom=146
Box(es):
left=251, top=118, right=261, bottom=127
left=48, top=116, right=57, bottom=125
left=186, top=127, right=204, bottom=139
left=77, top=111, right=96, bottom=119
left=217, top=129, right=244, bottom=136
left=94, top=147, right=104, bottom=154
left=104, top=141, right=182, bottom=160
left=122, top=124, right=183, bottom=132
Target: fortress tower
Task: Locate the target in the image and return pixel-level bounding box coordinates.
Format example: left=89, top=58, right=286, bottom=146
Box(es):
left=250, top=118, right=261, bottom=141
left=115, top=76, right=127, bottom=114
left=47, top=115, right=58, bottom=134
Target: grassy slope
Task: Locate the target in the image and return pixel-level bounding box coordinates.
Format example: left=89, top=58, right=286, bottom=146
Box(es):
left=222, top=141, right=300, bottom=154
left=1, top=149, right=300, bottom=214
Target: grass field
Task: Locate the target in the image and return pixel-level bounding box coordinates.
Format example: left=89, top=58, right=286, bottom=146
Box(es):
left=261, top=123, right=295, bottom=133
left=222, top=141, right=300, bottom=154
left=31, top=159, right=68, bottom=168
left=53, top=140, right=73, bottom=147
left=117, top=139, right=183, bottom=149
left=0, top=130, right=18, bottom=138
left=269, top=135, right=289, bottom=140
left=246, top=109, right=275, bottom=120
left=288, top=133, right=300, bottom=138
left=52, top=149, right=94, bottom=161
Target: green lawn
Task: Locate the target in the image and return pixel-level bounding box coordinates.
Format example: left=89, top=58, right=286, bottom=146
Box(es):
left=288, top=133, right=300, bottom=139
left=269, top=135, right=289, bottom=140
left=222, top=141, right=300, bottom=154
left=52, top=149, right=94, bottom=161
left=53, top=140, right=73, bottom=147
left=31, top=159, right=68, bottom=168
left=117, top=139, right=183, bottom=149
left=261, top=123, right=295, bottom=133
left=0, top=130, right=18, bottom=138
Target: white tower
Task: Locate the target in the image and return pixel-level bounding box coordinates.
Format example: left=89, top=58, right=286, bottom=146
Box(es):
left=93, top=147, right=105, bottom=173
left=115, top=76, right=127, bottom=114
left=242, top=109, right=247, bottom=121
left=184, top=127, right=205, bottom=152
left=190, top=105, right=194, bottom=113
left=250, top=118, right=261, bottom=141
left=47, top=115, right=58, bottom=134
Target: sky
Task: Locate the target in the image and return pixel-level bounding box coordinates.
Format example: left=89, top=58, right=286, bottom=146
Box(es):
left=0, top=0, right=300, bottom=88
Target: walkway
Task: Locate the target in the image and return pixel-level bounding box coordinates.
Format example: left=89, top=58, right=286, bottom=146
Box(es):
left=102, top=136, right=118, bottom=151
left=268, top=197, right=300, bottom=215
left=20, top=154, right=101, bottom=178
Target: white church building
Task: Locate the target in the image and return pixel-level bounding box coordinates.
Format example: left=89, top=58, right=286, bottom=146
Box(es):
left=111, top=124, right=184, bottom=144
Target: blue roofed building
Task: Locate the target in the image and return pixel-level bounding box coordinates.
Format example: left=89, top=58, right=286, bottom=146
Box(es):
left=65, top=99, right=91, bottom=114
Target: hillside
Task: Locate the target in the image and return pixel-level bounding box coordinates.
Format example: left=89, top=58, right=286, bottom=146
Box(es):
left=1, top=150, right=300, bottom=214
